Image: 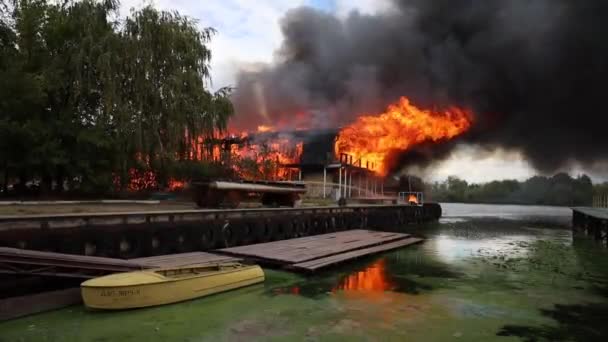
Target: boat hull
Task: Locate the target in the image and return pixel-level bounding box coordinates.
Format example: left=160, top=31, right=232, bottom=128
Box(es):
left=81, top=265, right=264, bottom=310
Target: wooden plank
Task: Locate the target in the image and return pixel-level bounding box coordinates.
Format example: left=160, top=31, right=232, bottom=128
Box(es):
left=226, top=233, right=408, bottom=262
left=220, top=230, right=405, bottom=255
left=291, top=237, right=424, bottom=272
left=0, top=247, right=142, bottom=269
left=131, top=252, right=240, bottom=268
left=218, top=230, right=399, bottom=259
left=0, top=287, right=81, bottom=321
left=217, top=230, right=410, bottom=264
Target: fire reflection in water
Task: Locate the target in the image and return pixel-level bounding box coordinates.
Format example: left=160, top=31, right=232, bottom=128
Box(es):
left=333, top=259, right=393, bottom=293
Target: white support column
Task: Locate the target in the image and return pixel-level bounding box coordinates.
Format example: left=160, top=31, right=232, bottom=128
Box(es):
left=348, top=171, right=353, bottom=198
left=358, top=174, right=361, bottom=197
left=380, top=181, right=384, bottom=196
left=338, top=167, right=342, bottom=200
left=343, top=169, right=348, bottom=198
left=323, top=167, right=327, bottom=199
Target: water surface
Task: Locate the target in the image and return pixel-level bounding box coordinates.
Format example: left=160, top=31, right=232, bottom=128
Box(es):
left=2, top=203, right=607, bottom=342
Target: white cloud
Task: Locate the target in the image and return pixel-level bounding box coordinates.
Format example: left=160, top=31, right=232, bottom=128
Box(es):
left=334, top=0, right=394, bottom=17
left=120, top=0, right=306, bottom=90
left=118, top=1, right=396, bottom=90
left=425, top=145, right=536, bottom=183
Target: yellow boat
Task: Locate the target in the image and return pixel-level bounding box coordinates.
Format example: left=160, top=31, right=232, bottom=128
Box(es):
left=81, top=263, right=264, bottom=310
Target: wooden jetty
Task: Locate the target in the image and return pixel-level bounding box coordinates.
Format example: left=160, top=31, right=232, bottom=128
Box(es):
left=0, top=248, right=239, bottom=320
left=218, top=229, right=423, bottom=272
left=1, top=230, right=422, bottom=319
left=130, top=252, right=240, bottom=268
left=0, top=247, right=142, bottom=279
left=0, top=288, right=82, bottom=321
left=0, top=247, right=240, bottom=279
left=572, top=207, right=608, bottom=244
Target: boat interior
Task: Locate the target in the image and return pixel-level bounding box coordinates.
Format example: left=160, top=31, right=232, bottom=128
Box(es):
left=155, top=263, right=248, bottom=279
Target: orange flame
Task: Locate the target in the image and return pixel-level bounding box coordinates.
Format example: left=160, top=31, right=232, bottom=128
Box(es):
left=257, top=125, right=274, bottom=133
left=335, top=97, right=472, bottom=175
left=168, top=180, right=186, bottom=191
left=408, top=194, right=418, bottom=204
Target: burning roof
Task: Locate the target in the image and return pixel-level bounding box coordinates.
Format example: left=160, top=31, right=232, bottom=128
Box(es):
left=335, top=97, right=472, bottom=175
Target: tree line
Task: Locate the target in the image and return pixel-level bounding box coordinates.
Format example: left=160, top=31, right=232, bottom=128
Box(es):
left=0, top=0, right=234, bottom=197
left=429, top=173, right=595, bottom=206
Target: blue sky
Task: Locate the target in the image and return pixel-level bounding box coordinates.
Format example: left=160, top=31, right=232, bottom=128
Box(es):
left=307, top=0, right=336, bottom=12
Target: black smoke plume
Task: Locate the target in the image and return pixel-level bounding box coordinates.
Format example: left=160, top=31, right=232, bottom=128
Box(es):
left=232, top=0, right=608, bottom=173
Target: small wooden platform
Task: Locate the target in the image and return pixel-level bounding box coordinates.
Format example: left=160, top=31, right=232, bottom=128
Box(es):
left=0, top=247, right=143, bottom=279
left=0, top=251, right=241, bottom=320
left=0, top=287, right=82, bottom=321
left=217, top=229, right=423, bottom=272
left=572, top=207, right=608, bottom=220
left=131, top=252, right=240, bottom=268
left=291, top=237, right=423, bottom=272
left=0, top=248, right=241, bottom=279
left=572, top=207, right=608, bottom=244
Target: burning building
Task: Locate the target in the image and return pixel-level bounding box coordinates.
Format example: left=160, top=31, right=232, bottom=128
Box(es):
left=199, top=96, right=472, bottom=200
left=198, top=127, right=379, bottom=199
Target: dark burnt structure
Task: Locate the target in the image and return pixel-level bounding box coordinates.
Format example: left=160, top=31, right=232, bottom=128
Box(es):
left=294, top=129, right=382, bottom=199
left=572, top=207, right=608, bottom=245
left=201, top=129, right=384, bottom=200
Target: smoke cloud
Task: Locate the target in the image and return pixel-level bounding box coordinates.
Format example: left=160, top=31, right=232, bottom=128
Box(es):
left=232, top=0, right=608, bottom=173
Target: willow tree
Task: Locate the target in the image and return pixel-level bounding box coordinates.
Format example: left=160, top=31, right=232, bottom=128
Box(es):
left=120, top=6, right=234, bottom=186
left=0, top=1, right=233, bottom=194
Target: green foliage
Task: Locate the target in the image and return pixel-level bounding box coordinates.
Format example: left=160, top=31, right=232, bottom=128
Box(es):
left=0, top=0, right=234, bottom=196
left=430, top=173, right=594, bottom=206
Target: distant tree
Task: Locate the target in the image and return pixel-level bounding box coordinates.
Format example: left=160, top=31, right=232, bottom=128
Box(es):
left=429, top=173, right=593, bottom=206
left=446, top=176, right=468, bottom=201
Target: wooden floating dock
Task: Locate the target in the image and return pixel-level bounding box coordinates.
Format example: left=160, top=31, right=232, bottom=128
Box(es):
left=0, top=247, right=143, bottom=279
left=572, top=207, right=608, bottom=244
left=218, top=229, right=423, bottom=272
left=0, top=287, right=82, bottom=322
left=131, top=252, right=240, bottom=268
left=0, top=247, right=240, bottom=279
left=0, top=249, right=240, bottom=321
left=1, top=231, right=422, bottom=320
